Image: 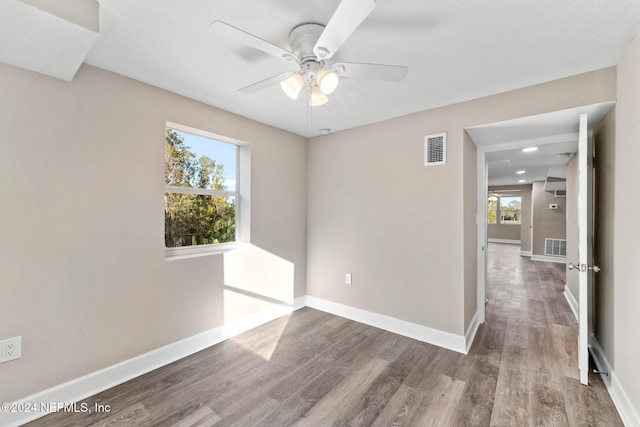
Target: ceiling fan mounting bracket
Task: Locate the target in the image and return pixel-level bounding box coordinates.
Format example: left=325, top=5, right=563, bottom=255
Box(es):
left=288, top=23, right=326, bottom=63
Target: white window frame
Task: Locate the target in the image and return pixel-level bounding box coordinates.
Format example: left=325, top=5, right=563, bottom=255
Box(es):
left=164, top=122, right=250, bottom=260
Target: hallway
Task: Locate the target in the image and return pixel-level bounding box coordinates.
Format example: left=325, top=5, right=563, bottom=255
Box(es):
left=485, top=242, right=621, bottom=425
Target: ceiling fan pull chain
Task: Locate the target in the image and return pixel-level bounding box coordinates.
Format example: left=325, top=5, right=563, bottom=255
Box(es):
left=308, top=85, right=313, bottom=127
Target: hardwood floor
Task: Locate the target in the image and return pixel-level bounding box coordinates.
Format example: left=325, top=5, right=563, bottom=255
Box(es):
left=27, top=243, right=622, bottom=426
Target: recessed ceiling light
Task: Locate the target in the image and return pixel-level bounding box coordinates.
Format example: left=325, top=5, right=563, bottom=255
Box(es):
left=516, top=170, right=526, bottom=174
left=318, top=128, right=331, bottom=134
left=518, top=179, right=526, bottom=183
left=522, top=147, right=538, bottom=153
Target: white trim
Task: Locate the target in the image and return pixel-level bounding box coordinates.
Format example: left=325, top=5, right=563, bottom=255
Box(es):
left=165, top=241, right=237, bottom=260
left=565, top=276, right=617, bottom=401
left=305, top=296, right=468, bottom=354
left=1, top=297, right=306, bottom=427
left=590, top=337, right=640, bottom=427
left=166, top=121, right=249, bottom=147
left=563, top=285, right=579, bottom=322
left=465, top=311, right=480, bottom=353
left=164, top=122, right=250, bottom=259
left=488, top=238, right=521, bottom=244
left=476, top=146, right=488, bottom=325
left=530, top=183, right=535, bottom=254
left=530, top=254, right=566, bottom=264
left=520, top=250, right=532, bottom=257
left=473, top=132, right=579, bottom=152
left=164, top=185, right=237, bottom=197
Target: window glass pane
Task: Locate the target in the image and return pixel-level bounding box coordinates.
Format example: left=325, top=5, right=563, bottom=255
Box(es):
left=165, top=128, right=237, bottom=191
left=165, top=193, right=236, bottom=247
left=487, top=196, right=497, bottom=224
left=499, top=196, right=521, bottom=224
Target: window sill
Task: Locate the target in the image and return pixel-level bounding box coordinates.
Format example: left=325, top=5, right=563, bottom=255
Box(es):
left=165, top=242, right=238, bottom=261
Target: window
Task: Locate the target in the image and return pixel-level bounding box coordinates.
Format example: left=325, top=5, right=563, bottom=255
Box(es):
left=487, top=195, right=521, bottom=225
left=499, top=196, right=521, bottom=224
left=165, top=124, right=242, bottom=256
left=487, top=196, right=498, bottom=224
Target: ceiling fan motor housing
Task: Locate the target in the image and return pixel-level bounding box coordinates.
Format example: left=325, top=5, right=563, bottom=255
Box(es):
left=289, top=23, right=326, bottom=62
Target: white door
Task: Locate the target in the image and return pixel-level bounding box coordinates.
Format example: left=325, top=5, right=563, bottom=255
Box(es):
left=573, top=112, right=598, bottom=385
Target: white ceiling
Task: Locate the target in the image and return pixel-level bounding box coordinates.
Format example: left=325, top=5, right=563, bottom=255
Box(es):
left=2, top=1, right=640, bottom=138
left=0, top=1, right=98, bottom=81
left=467, top=102, right=615, bottom=186
left=486, top=142, right=577, bottom=186
left=83, top=0, right=639, bottom=137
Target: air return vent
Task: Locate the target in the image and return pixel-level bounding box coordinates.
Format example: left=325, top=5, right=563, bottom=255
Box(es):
left=424, top=132, right=446, bottom=166
left=545, top=238, right=567, bottom=257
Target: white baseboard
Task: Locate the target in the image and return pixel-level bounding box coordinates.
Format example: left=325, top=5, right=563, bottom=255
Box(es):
left=1, top=297, right=307, bottom=427
left=590, top=337, right=640, bottom=427
left=520, top=250, right=532, bottom=257
left=531, top=254, right=566, bottom=264
left=565, top=288, right=640, bottom=426
left=1, top=296, right=483, bottom=426
left=305, top=296, right=468, bottom=354
left=563, top=285, right=579, bottom=322
left=465, top=311, right=480, bottom=353
left=16, top=292, right=637, bottom=427
left=488, top=238, right=521, bottom=244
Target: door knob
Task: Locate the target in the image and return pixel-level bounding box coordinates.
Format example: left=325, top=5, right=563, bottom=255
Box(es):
left=568, top=262, right=600, bottom=273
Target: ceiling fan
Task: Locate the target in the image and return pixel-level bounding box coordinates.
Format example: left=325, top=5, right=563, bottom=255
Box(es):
left=210, top=0, right=408, bottom=107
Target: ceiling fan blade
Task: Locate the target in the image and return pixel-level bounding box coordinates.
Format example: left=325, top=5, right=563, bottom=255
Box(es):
left=210, top=20, right=298, bottom=63
left=239, top=72, right=295, bottom=93
left=333, top=62, right=408, bottom=82
left=313, top=0, right=376, bottom=60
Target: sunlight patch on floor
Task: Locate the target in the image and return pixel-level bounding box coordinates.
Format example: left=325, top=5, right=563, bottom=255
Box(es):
left=222, top=243, right=296, bottom=360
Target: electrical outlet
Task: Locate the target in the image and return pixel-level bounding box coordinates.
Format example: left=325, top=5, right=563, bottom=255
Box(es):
left=0, top=336, right=21, bottom=363
left=345, top=273, right=352, bottom=285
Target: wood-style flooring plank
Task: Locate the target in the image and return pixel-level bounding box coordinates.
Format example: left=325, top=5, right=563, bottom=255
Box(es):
left=293, top=356, right=390, bottom=426
left=370, top=384, right=425, bottom=427
left=26, top=244, right=624, bottom=426
left=409, top=374, right=467, bottom=427
left=489, top=344, right=530, bottom=426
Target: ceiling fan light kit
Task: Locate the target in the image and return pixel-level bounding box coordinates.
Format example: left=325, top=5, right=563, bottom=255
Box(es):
left=310, top=86, right=329, bottom=106
left=211, top=0, right=408, bottom=115
left=280, top=73, right=304, bottom=99
left=316, top=68, right=339, bottom=95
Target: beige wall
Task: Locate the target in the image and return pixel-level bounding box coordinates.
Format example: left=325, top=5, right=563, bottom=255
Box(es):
left=592, top=108, right=616, bottom=361
left=488, top=225, right=520, bottom=241
left=0, top=59, right=623, bottom=406
left=520, top=185, right=533, bottom=252
left=610, top=28, right=640, bottom=416
left=0, top=63, right=308, bottom=402
left=487, top=184, right=532, bottom=251
left=531, top=181, right=566, bottom=256
left=307, top=67, right=616, bottom=337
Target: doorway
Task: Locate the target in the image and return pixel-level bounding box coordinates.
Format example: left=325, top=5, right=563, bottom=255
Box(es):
left=468, top=101, right=614, bottom=327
